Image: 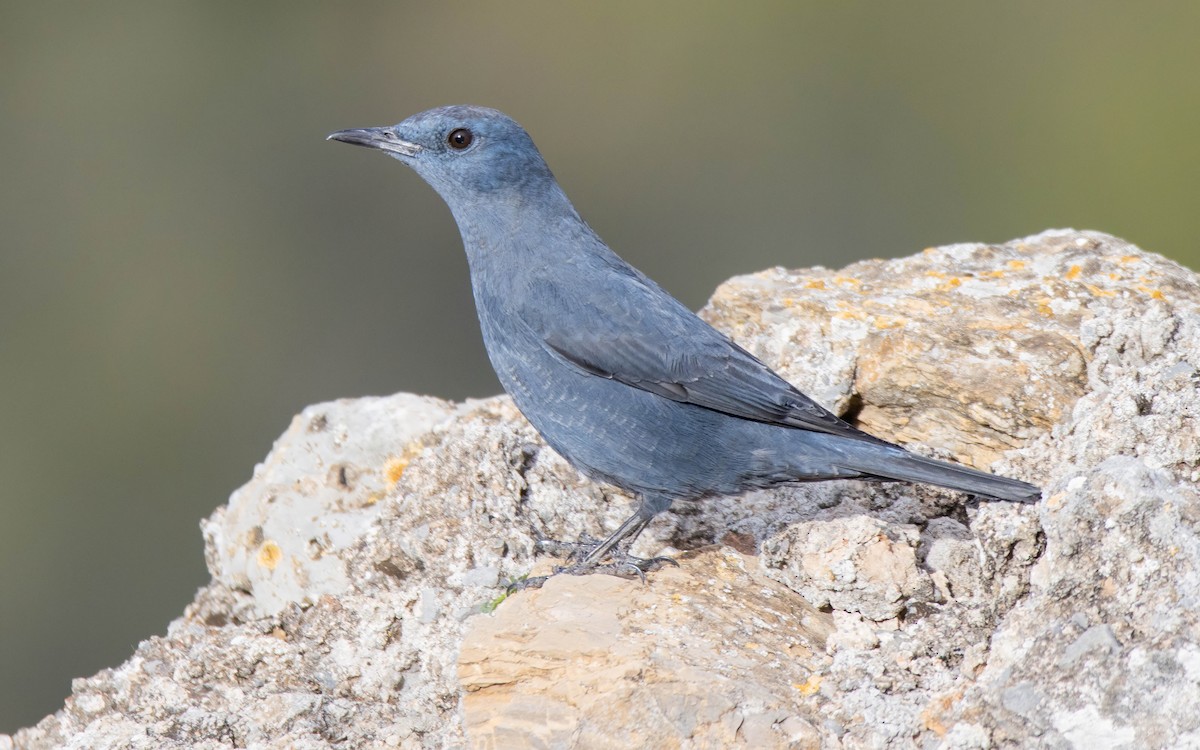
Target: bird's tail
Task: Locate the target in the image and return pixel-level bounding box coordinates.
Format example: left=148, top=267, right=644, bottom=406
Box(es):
left=838, top=444, right=1040, bottom=502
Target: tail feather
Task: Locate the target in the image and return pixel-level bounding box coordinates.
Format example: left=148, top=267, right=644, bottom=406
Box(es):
left=839, top=446, right=1040, bottom=502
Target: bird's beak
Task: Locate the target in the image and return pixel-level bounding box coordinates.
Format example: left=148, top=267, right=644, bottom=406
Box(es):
left=327, top=127, right=422, bottom=158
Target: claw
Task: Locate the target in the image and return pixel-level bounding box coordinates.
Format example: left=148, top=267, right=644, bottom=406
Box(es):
left=512, top=499, right=677, bottom=589
left=509, top=537, right=678, bottom=591
left=554, top=548, right=676, bottom=582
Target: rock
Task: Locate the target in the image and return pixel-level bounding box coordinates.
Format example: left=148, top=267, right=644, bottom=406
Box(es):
left=458, top=548, right=831, bottom=748
left=203, top=393, right=460, bottom=619
left=761, top=515, right=934, bottom=621
left=705, top=229, right=1097, bottom=469
left=10, top=229, right=1200, bottom=749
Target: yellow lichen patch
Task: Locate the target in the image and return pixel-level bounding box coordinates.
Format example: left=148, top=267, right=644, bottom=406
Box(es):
left=1108, top=273, right=1120, bottom=280
left=921, top=689, right=964, bottom=737
left=936, top=277, right=962, bottom=292
left=1120, top=255, right=1140, bottom=263
left=271, top=627, right=288, bottom=641
left=1137, top=286, right=1166, bottom=300
left=384, top=439, right=427, bottom=487
left=794, top=674, right=822, bottom=697
left=384, top=456, right=410, bottom=486
left=873, top=316, right=908, bottom=329
left=833, top=275, right=861, bottom=286
left=1065, top=265, right=1082, bottom=280
left=1084, top=283, right=1116, bottom=298
left=257, top=541, right=283, bottom=570
left=803, top=279, right=826, bottom=290
left=925, top=270, right=947, bottom=279
left=984, top=269, right=1006, bottom=278
left=1036, top=298, right=1054, bottom=316
left=1007, top=260, right=1026, bottom=270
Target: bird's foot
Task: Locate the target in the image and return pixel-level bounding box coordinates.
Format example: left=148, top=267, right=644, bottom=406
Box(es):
left=505, top=537, right=678, bottom=592
left=557, top=554, right=678, bottom=583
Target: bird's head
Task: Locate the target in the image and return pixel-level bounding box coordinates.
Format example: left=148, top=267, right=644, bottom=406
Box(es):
left=328, top=105, right=556, bottom=204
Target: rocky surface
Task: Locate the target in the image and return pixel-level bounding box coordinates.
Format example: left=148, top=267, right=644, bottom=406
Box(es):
left=7, top=229, right=1200, bottom=749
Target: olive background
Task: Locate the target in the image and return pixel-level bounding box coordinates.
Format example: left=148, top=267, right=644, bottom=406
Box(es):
left=3, top=2, right=1199, bottom=732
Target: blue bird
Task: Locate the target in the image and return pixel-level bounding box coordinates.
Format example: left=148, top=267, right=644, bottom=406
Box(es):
left=329, top=106, right=1040, bottom=584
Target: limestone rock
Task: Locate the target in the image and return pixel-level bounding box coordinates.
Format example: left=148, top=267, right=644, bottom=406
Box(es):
left=9, top=230, right=1200, bottom=749
left=203, top=393, right=460, bottom=619
left=761, top=516, right=934, bottom=621
left=459, top=548, right=831, bottom=748
left=703, top=230, right=1098, bottom=468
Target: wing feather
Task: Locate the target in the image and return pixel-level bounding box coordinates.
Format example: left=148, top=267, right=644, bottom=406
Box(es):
left=533, top=263, right=889, bottom=446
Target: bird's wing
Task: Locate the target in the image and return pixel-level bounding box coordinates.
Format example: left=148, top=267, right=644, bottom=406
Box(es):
left=532, top=260, right=889, bottom=445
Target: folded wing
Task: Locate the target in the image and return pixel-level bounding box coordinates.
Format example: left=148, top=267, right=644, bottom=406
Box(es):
left=533, top=261, right=891, bottom=447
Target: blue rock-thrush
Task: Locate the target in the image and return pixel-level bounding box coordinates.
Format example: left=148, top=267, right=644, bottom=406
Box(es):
left=328, top=105, right=1040, bottom=583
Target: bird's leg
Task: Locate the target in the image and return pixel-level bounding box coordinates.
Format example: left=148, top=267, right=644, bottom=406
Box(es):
left=577, top=505, right=657, bottom=565
left=507, top=495, right=678, bottom=591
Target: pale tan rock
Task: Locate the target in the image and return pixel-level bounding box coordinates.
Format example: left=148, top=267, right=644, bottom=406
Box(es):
left=761, top=516, right=934, bottom=621
left=459, top=548, right=831, bottom=749
left=13, top=230, right=1200, bottom=749
left=702, top=231, right=1119, bottom=468
left=920, top=517, right=982, bottom=602
left=203, top=393, right=459, bottom=618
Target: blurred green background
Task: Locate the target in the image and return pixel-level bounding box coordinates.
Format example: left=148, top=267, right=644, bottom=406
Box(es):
left=3, top=1, right=1198, bottom=732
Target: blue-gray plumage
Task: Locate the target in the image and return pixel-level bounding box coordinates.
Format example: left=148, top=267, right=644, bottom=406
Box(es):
left=328, top=105, right=1040, bottom=580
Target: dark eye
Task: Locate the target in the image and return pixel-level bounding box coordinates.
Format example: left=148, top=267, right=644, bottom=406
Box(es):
left=447, top=128, right=473, bottom=150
